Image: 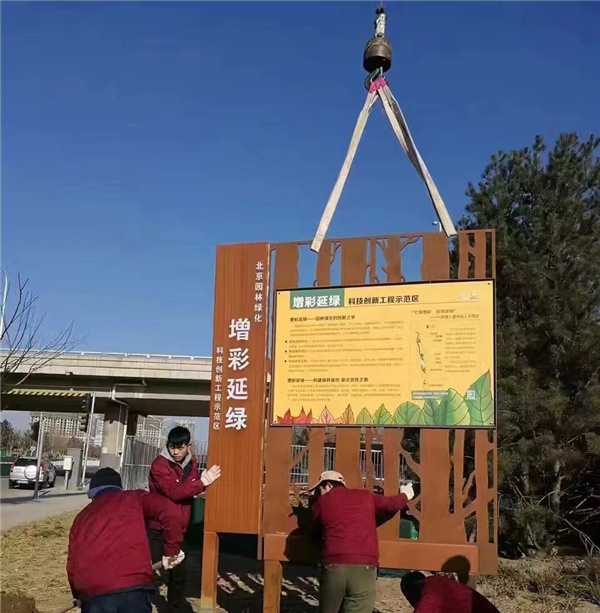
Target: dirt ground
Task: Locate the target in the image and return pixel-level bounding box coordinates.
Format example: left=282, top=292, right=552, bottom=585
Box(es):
left=1, top=511, right=598, bottom=613
left=0, top=593, right=41, bottom=613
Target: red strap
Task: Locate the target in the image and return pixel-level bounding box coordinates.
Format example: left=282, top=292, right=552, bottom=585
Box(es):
left=368, top=77, right=387, bottom=93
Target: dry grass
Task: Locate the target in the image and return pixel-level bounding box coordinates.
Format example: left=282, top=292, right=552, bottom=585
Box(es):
left=476, top=558, right=600, bottom=613
left=1, top=511, right=599, bottom=613
left=1, top=511, right=78, bottom=613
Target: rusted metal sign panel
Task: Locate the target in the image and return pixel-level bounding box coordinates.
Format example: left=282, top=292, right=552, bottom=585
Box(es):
left=204, top=242, right=270, bottom=534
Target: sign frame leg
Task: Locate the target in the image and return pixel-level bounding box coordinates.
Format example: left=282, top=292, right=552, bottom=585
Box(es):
left=263, top=559, right=282, bottom=613
left=200, top=531, right=219, bottom=612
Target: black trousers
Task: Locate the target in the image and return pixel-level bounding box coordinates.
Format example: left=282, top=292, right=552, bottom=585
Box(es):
left=148, top=529, right=188, bottom=613
left=82, top=589, right=152, bottom=613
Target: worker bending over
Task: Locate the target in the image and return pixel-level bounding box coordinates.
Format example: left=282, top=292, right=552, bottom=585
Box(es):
left=148, top=426, right=221, bottom=613
left=401, top=571, right=500, bottom=613
left=310, top=470, right=415, bottom=613
left=67, top=468, right=185, bottom=613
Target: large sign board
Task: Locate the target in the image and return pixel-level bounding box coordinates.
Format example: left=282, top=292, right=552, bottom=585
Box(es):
left=272, top=279, right=495, bottom=427
left=204, top=242, right=270, bottom=534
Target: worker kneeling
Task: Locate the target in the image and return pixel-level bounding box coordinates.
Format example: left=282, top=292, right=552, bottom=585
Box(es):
left=67, top=468, right=185, bottom=613
left=401, top=571, right=500, bottom=613
left=309, top=470, right=414, bottom=613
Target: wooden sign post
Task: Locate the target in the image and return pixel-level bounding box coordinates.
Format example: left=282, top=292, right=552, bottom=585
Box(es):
left=201, top=242, right=270, bottom=611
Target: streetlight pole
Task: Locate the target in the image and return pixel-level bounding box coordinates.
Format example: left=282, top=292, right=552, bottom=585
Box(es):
left=81, top=392, right=96, bottom=488
left=32, top=413, right=45, bottom=501
left=0, top=267, right=9, bottom=341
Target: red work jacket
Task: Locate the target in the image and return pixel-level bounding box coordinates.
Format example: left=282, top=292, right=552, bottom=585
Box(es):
left=415, top=576, right=500, bottom=613
left=147, top=450, right=205, bottom=531
left=67, top=489, right=183, bottom=601
left=312, top=486, right=408, bottom=567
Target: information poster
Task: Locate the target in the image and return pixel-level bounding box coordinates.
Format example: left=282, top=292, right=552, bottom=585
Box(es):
left=271, top=280, right=495, bottom=428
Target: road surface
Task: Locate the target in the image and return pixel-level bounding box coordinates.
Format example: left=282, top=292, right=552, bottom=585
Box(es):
left=0, top=477, right=89, bottom=530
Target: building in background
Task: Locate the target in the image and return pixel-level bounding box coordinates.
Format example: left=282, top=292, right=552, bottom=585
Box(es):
left=136, top=415, right=164, bottom=446
left=30, top=411, right=104, bottom=446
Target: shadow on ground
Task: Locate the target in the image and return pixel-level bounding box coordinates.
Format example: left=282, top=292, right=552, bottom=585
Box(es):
left=164, top=527, right=386, bottom=613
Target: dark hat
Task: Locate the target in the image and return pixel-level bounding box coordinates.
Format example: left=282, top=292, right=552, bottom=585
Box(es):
left=400, top=571, right=426, bottom=607
left=88, top=467, right=123, bottom=499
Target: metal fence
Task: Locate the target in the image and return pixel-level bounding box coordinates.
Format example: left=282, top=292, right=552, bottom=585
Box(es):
left=290, top=445, right=386, bottom=485
left=121, top=438, right=400, bottom=490
left=121, top=436, right=209, bottom=490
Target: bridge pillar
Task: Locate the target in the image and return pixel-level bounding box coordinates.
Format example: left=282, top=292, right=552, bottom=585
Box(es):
left=100, top=405, right=128, bottom=471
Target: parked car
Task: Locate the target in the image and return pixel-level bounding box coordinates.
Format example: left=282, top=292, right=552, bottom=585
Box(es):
left=9, top=457, right=57, bottom=489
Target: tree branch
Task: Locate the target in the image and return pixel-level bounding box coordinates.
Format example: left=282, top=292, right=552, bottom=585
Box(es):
left=399, top=446, right=421, bottom=478
left=1, top=274, right=78, bottom=390
left=462, top=471, right=476, bottom=500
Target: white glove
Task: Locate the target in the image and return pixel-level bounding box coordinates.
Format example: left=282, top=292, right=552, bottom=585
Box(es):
left=162, top=550, right=185, bottom=570
left=400, top=482, right=415, bottom=501
left=201, top=465, right=221, bottom=487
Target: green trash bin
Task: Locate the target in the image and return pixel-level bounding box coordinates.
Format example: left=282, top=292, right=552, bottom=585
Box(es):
left=191, top=496, right=205, bottom=524
left=399, top=517, right=419, bottom=540
left=184, top=497, right=206, bottom=552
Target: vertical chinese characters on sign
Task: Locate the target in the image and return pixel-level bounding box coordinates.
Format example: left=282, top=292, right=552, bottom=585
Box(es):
left=225, top=318, right=250, bottom=430
left=254, top=261, right=264, bottom=324
left=216, top=260, right=267, bottom=432
left=212, top=346, right=224, bottom=428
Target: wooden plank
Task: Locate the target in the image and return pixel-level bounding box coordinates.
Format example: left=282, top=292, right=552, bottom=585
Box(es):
left=205, top=242, right=270, bottom=534
left=307, top=428, right=325, bottom=489
left=335, top=429, right=362, bottom=489
left=490, top=230, right=497, bottom=279
left=474, top=231, right=487, bottom=279
left=263, top=428, right=296, bottom=534
left=421, top=233, right=449, bottom=281
left=364, top=429, right=374, bottom=492
left=263, top=534, right=480, bottom=573
left=458, top=233, right=470, bottom=279
left=263, top=560, right=283, bottom=613
left=420, top=231, right=466, bottom=545
left=378, top=429, right=401, bottom=541
left=271, top=243, right=299, bottom=290
left=200, top=531, right=219, bottom=612
left=341, top=238, right=368, bottom=285
left=263, top=241, right=301, bottom=535
left=315, top=240, right=332, bottom=287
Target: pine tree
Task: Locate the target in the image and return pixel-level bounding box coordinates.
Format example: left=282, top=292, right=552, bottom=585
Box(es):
left=460, top=134, right=600, bottom=554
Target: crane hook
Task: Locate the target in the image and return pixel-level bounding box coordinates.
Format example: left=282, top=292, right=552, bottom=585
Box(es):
left=363, top=6, right=392, bottom=75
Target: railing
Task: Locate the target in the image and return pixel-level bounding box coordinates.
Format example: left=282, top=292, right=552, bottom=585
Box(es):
left=121, top=440, right=399, bottom=491
left=290, top=445, right=385, bottom=485
left=121, top=436, right=209, bottom=490
left=0, top=349, right=211, bottom=361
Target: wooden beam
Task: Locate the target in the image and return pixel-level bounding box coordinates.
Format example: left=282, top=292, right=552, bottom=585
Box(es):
left=263, top=534, right=480, bottom=574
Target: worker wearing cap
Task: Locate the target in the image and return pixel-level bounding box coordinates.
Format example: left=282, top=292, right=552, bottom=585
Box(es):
left=67, top=468, right=185, bottom=613
left=401, top=571, right=500, bottom=613
left=309, top=470, right=415, bottom=613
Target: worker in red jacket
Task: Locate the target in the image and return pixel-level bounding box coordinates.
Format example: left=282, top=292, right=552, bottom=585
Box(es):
left=148, top=426, right=221, bottom=613
left=67, top=467, right=185, bottom=613
left=309, top=470, right=415, bottom=613
left=401, top=571, right=500, bottom=613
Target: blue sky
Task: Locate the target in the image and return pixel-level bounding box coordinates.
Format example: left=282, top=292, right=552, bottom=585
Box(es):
left=2, top=1, right=599, bottom=359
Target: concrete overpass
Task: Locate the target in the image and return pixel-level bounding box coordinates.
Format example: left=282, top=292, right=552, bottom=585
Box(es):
left=1, top=350, right=211, bottom=469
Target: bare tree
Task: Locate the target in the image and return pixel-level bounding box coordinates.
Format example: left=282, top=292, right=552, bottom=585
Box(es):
left=1, top=274, right=77, bottom=391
